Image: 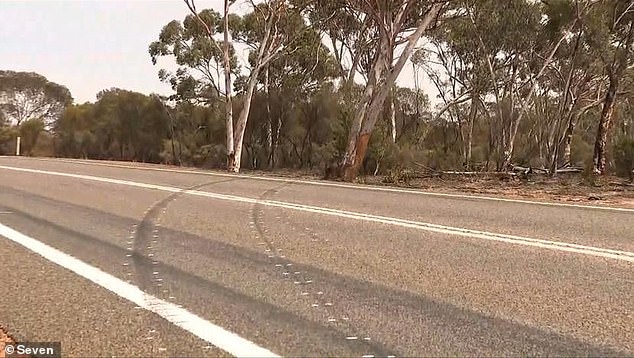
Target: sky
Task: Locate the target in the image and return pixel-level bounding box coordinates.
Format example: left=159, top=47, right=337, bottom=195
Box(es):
left=0, top=0, right=436, bottom=104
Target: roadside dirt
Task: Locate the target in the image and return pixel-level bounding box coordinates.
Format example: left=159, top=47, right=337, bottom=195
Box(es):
left=0, top=326, right=29, bottom=358
left=371, top=175, right=634, bottom=209
left=244, top=169, right=634, bottom=209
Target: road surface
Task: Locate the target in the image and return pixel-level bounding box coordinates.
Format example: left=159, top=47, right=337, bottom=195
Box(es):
left=0, top=156, right=632, bottom=357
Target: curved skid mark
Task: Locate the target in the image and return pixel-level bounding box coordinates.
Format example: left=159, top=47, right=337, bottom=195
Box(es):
left=249, top=182, right=397, bottom=357
left=125, top=177, right=238, bottom=353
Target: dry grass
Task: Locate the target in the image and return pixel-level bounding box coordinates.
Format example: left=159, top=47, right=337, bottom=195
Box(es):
left=363, top=172, right=634, bottom=208
left=243, top=168, right=634, bottom=209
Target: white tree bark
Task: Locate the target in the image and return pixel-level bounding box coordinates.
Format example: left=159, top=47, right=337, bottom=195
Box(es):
left=231, top=0, right=285, bottom=172
left=232, top=73, right=260, bottom=172
left=223, top=0, right=236, bottom=171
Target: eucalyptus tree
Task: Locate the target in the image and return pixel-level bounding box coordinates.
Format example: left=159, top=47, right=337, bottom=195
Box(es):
left=413, top=30, right=488, bottom=169
left=314, top=1, right=451, bottom=180
left=263, top=33, right=337, bottom=168
left=150, top=5, right=239, bottom=169
left=181, top=0, right=238, bottom=170
left=587, top=0, right=634, bottom=174
left=545, top=1, right=598, bottom=169
left=227, top=0, right=326, bottom=172
left=0, top=70, right=72, bottom=127
left=513, top=0, right=607, bottom=172
left=157, top=0, right=320, bottom=172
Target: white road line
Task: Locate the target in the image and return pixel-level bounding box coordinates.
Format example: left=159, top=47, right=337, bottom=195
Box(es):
left=1, top=164, right=633, bottom=263
left=0, top=222, right=279, bottom=358
left=23, top=157, right=634, bottom=213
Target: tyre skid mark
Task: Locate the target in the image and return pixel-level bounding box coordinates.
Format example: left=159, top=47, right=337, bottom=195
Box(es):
left=124, top=178, right=237, bottom=354
left=250, top=183, right=395, bottom=358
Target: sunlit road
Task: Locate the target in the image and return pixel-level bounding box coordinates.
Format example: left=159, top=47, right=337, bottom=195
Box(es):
left=0, top=156, right=632, bottom=357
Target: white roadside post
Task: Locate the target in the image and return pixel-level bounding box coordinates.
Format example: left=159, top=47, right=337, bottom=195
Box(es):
left=16, top=136, right=21, bottom=156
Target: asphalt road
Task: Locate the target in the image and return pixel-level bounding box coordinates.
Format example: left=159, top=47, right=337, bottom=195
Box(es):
left=0, top=156, right=632, bottom=357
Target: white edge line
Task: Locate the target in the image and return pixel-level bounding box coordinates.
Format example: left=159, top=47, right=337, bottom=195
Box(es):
left=1, top=164, right=633, bottom=263
left=24, top=157, right=634, bottom=214
left=0, top=223, right=279, bottom=358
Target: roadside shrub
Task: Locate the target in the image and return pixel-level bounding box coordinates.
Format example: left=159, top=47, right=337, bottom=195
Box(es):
left=159, top=139, right=191, bottom=166
left=194, top=144, right=226, bottom=169
left=311, top=141, right=338, bottom=172
left=613, top=137, right=634, bottom=180
left=570, top=133, right=594, bottom=168
left=0, top=126, right=18, bottom=155
left=31, top=132, right=55, bottom=157
left=581, top=161, right=599, bottom=186
left=382, top=166, right=414, bottom=185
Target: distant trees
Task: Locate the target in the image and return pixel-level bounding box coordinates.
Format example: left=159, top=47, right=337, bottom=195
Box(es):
left=3, top=0, right=633, bottom=180
left=0, top=70, right=72, bottom=127
left=152, top=0, right=328, bottom=172
left=0, top=70, right=72, bottom=155
left=55, top=89, right=170, bottom=162
left=146, top=0, right=633, bottom=180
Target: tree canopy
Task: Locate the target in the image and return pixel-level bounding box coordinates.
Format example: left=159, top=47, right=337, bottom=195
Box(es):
left=0, top=70, right=72, bottom=127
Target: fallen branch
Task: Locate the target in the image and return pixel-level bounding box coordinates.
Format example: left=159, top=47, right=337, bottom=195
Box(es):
left=441, top=171, right=481, bottom=175
left=556, top=167, right=583, bottom=174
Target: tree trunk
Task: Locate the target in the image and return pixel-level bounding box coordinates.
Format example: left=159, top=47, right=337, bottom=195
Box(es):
left=265, top=65, right=274, bottom=169
left=559, top=109, right=579, bottom=170
left=343, top=79, right=404, bottom=180
left=593, top=19, right=633, bottom=174
left=561, top=119, right=574, bottom=168
left=223, top=0, right=235, bottom=172
left=561, top=99, right=603, bottom=168
left=232, top=71, right=260, bottom=173
left=538, top=135, right=545, bottom=167
left=271, top=112, right=281, bottom=169
left=593, top=78, right=618, bottom=174
left=344, top=133, right=371, bottom=181
left=341, top=63, right=380, bottom=170
left=465, top=94, right=478, bottom=169
left=390, top=87, right=397, bottom=143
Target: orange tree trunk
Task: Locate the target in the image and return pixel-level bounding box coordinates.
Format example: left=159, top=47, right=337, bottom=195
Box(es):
left=343, top=133, right=371, bottom=181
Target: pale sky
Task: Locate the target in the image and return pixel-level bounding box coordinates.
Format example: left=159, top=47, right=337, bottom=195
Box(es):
left=0, top=0, right=436, bottom=104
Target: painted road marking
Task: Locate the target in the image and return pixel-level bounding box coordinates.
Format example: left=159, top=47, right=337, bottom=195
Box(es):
left=14, top=157, right=634, bottom=213
left=0, top=223, right=279, bottom=358
left=1, top=164, right=634, bottom=263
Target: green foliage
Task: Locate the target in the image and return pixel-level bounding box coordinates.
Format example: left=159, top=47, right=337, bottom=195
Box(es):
left=149, top=10, right=238, bottom=104
left=0, top=124, right=17, bottom=155
left=0, top=70, right=72, bottom=126
left=18, top=118, right=46, bottom=156
left=571, top=132, right=594, bottom=168
left=382, top=166, right=414, bottom=185
left=55, top=89, right=170, bottom=163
